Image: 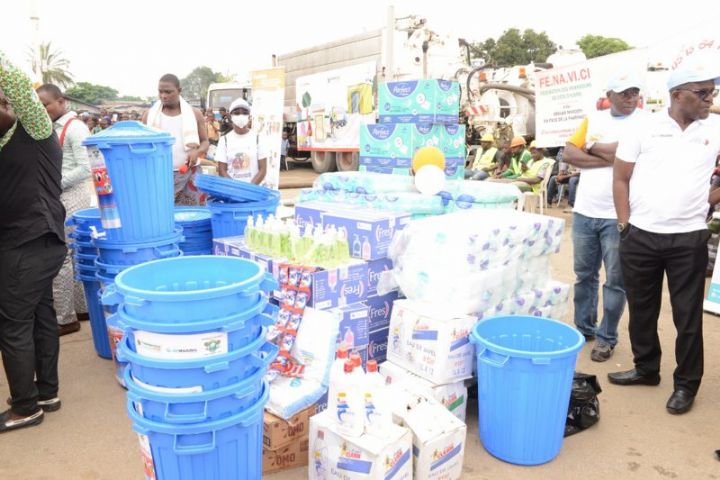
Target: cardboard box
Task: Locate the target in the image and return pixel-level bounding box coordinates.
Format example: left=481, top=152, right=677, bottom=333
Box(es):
left=309, top=411, right=413, bottom=480
left=214, top=237, right=369, bottom=310
left=263, top=436, right=310, bottom=475
left=367, top=327, right=389, bottom=365
left=378, top=79, right=460, bottom=125
left=366, top=258, right=393, bottom=297
left=264, top=405, right=315, bottom=450
left=389, top=392, right=466, bottom=480
left=358, top=165, right=412, bottom=176
left=331, top=302, right=369, bottom=350
left=380, top=360, right=468, bottom=422
left=294, top=201, right=349, bottom=233
left=366, top=292, right=399, bottom=331
left=322, top=210, right=411, bottom=261
left=387, top=300, right=476, bottom=384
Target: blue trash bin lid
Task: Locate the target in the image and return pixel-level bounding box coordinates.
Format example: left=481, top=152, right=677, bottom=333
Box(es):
left=196, top=174, right=280, bottom=203
left=83, top=121, right=174, bottom=147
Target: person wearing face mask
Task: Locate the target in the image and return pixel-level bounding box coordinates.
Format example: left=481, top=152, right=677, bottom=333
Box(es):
left=142, top=73, right=209, bottom=205
left=215, top=98, right=267, bottom=184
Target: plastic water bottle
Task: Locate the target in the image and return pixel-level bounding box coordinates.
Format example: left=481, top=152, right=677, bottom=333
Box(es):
left=335, top=360, right=364, bottom=437
left=244, top=215, right=255, bottom=249
left=363, top=360, right=392, bottom=436
left=255, top=214, right=265, bottom=253
left=327, top=346, right=348, bottom=423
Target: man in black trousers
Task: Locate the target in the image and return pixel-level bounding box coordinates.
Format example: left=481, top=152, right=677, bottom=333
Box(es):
left=0, top=53, right=67, bottom=432
left=610, top=54, right=720, bottom=415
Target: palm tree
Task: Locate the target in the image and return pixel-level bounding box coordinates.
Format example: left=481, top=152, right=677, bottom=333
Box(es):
left=28, top=42, right=74, bottom=87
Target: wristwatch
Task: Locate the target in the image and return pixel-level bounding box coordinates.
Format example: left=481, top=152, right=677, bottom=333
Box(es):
left=617, top=223, right=628, bottom=233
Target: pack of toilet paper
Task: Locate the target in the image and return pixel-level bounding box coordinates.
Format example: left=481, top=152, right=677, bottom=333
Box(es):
left=299, top=188, right=446, bottom=218
left=382, top=210, right=564, bottom=314
left=477, top=280, right=570, bottom=322
left=314, top=171, right=416, bottom=195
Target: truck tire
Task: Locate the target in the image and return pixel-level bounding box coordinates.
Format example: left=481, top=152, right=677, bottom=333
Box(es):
left=311, top=151, right=337, bottom=173
left=336, top=152, right=359, bottom=172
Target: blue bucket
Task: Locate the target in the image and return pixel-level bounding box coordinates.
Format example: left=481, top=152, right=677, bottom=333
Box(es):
left=83, top=121, right=175, bottom=243
left=207, top=198, right=279, bottom=239
left=79, top=278, right=112, bottom=359
left=128, top=378, right=267, bottom=480
left=116, top=293, right=276, bottom=333
left=469, top=316, right=584, bottom=465
left=126, top=365, right=267, bottom=424
left=105, top=313, right=127, bottom=388
left=119, top=307, right=275, bottom=357
left=109, top=256, right=278, bottom=322
left=67, top=208, right=103, bottom=233
left=175, top=207, right=212, bottom=227
left=95, top=229, right=183, bottom=266
left=116, top=332, right=277, bottom=391
left=74, top=252, right=98, bottom=266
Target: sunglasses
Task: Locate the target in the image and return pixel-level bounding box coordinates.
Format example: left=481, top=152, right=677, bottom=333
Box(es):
left=677, top=88, right=719, bottom=99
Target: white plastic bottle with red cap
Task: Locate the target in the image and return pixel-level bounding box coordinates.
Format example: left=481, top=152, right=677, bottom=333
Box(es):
left=363, top=359, right=392, bottom=436
left=327, top=347, right=349, bottom=420
left=335, top=359, right=364, bottom=437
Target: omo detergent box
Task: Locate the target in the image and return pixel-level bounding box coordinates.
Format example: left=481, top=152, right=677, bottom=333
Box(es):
left=359, top=124, right=415, bottom=168
left=387, top=300, right=476, bottom=384
left=379, top=80, right=460, bottom=125
left=309, top=411, right=413, bottom=480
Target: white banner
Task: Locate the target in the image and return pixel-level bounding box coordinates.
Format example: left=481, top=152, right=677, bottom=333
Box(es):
left=251, top=68, right=286, bottom=190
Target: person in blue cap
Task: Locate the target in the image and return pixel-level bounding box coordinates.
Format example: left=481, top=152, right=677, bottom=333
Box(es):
left=609, top=53, right=720, bottom=415
left=563, top=72, right=646, bottom=363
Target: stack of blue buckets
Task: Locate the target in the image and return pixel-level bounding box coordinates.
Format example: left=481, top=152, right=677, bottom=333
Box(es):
left=175, top=207, right=213, bottom=255
left=111, top=256, right=278, bottom=479
left=84, top=121, right=280, bottom=478
left=82, top=122, right=183, bottom=384
left=67, top=208, right=112, bottom=359
left=196, top=174, right=280, bottom=239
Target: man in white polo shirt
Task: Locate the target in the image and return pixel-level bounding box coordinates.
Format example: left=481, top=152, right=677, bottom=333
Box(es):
left=609, top=54, right=720, bottom=415
left=563, top=73, right=645, bottom=363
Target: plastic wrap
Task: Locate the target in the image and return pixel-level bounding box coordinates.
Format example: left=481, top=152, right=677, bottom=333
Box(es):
left=477, top=281, right=570, bottom=321
left=385, top=210, right=565, bottom=315
left=313, top=171, right=415, bottom=195
left=298, top=188, right=445, bottom=217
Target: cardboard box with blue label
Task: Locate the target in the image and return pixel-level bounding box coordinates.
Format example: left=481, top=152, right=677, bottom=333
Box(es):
left=331, top=302, right=369, bottom=351
left=366, top=291, right=400, bottom=331
left=368, top=327, right=389, bottom=364
left=359, top=124, right=414, bottom=168
left=359, top=165, right=412, bottom=176
left=379, top=79, right=460, bottom=124
left=213, top=236, right=368, bottom=310
left=366, top=258, right=393, bottom=297
left=438, top=124, right=466, bottom=159
left=322, top=210, right=411, bottom=261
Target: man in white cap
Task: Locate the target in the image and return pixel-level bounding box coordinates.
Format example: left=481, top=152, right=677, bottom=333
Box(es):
left=609, top=54, right=720, bottom=415
left=216, top=98, right=267, bottom=184
left=563, top=72, right=645, bottom=363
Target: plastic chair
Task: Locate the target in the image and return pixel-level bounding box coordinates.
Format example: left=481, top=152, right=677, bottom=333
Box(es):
left=555, top=184, right=566, bottom=207
left=522, top=160, right=556, bottom=215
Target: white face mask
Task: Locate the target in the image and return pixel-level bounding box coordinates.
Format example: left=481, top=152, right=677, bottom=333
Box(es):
left=231, top=114, right=249, bottom=128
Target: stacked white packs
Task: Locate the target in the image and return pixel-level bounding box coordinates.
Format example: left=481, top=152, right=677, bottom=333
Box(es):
left=382, top=209, right=565, bottom=316
left=314, top=171, right=416, bottom=195
left=477, top=280, right=570, bottom=322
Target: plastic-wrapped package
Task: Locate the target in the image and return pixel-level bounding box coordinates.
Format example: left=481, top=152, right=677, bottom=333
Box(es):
left=383, top=210, right=565, bottom=315
left=439, top=179, right=522, bottom=205
left=477, top=281, right=570, bottom=321
left=298, top=188, right=445, bottom=217
left=313, top=171, right=416, bottom=195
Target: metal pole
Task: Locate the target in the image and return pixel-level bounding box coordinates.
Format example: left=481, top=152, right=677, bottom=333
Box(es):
left=385, top=4, right=395, bottom=80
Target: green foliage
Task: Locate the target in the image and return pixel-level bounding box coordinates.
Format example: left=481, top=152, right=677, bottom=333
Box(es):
left=576, top=35, right=632, bottom=58
left=65, top=82, right=118, bottom=104
left=180, top=66, right=226, bottom=103
left=117, top=95, right=143, bottom=102
left=471, top=29, right=557, bottom=66
left=28, top=42, right=74, bottom=87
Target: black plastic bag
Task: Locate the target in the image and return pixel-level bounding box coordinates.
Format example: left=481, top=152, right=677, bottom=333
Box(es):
left=564, top=372, right=602, bottom=437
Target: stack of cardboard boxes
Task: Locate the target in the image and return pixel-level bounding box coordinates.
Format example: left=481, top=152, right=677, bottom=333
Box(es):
left=263, top=405, right=315, bottom=475
left=359, top=79, right=465, bottom=179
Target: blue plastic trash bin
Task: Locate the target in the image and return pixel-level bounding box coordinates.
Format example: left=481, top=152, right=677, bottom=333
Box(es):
left=469, top=315, right=584, bottom=465
left=83, top=121, right=175, bottom=243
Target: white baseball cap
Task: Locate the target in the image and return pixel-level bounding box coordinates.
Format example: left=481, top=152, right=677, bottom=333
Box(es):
left=667, top=53, right=720, bottom=90
left=229, top=97, right=252, bottom=113
left=606, top=72, right=643, bottom=93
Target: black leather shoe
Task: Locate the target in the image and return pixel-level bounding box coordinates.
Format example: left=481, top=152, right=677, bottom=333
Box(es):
left=666, top=389, right=695, bottom=415
left=608, top=369, right=661, bottom=386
